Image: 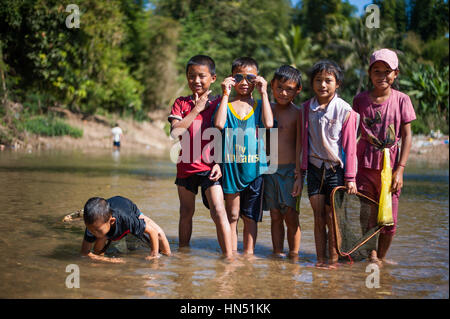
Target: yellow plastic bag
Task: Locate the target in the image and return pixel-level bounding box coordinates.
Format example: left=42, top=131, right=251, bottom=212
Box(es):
left=378, top=148, right=394, bottom=226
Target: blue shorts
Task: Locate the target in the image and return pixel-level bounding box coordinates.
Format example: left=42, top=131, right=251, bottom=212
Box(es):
left=238, top=175, right=264, bottom=222
left=113, top=141, right=121, bottom=147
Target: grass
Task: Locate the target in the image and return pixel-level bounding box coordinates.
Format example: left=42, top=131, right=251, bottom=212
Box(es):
left=23, top=116, right=83, bottom=138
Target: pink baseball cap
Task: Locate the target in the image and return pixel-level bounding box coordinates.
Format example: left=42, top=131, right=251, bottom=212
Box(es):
left=369, top=48, right=399, bottom=70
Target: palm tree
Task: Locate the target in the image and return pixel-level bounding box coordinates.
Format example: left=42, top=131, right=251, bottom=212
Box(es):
left=326, top=18, right=395, bottom=94
left=275, top=25, right=320, bottom=75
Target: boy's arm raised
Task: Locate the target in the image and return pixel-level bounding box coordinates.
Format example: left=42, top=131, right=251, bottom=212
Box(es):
left=254, top=76, right=273, bottom=129
left=214, top=77, right=234, bottom=130
left=170, top=90, right=211, bottom=139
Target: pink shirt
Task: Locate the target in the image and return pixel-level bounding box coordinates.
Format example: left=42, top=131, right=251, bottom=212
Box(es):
left=299, top=96, right=359, bottom=182
left=352, top=89, right=416, bottom=170
left=168, top=96, right=220, bottom=178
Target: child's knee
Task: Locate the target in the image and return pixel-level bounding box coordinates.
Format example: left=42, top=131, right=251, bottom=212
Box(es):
left=180, top=206, right=195, bottom=219
left=227, top=210, right=240, bottom=224
left=270, top=211, right=283, bottom=223
left=209, top=201, right=226, bottom=215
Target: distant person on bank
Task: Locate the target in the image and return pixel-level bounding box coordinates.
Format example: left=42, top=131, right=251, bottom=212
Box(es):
left=111, top=123, right=123, bottom=150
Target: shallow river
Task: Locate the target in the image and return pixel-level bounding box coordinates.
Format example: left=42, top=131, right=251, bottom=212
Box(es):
left=0, top=149, right=448, bottom=299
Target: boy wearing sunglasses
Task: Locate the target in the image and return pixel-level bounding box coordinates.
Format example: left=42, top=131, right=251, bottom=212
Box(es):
left=214, top=57, right=273, bottom=256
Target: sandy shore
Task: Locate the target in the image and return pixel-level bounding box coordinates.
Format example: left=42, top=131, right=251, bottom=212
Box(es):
left=409, top=134, right=449, bottom=166
left=1, top=108, right=172, bottom=156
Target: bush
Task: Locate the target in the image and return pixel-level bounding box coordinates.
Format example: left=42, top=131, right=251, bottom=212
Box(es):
left=23, top=116, right=83, bottom=138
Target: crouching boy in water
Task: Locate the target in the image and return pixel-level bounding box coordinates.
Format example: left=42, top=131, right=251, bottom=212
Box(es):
left=80, top=196, right=171, bottom=263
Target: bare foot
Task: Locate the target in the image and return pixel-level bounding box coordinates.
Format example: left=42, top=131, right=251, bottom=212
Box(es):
left=315, top=262, right=328, bottom=269
left=288, top=252, right=299, bottom=262
left=327, top=261, right=340, bottom=270
left=271, top=252, right=286, bottom=258
left=368, top=250, right=382, bottom=265
left=380, top=258, right=398, bottom=265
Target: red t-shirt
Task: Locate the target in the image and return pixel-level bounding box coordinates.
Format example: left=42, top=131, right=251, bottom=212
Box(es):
left=168, top=96, right=220, bottom=178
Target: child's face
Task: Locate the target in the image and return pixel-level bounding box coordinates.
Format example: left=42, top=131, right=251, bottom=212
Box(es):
left=187, top=64, right=216, bottom=96
left=271, top=79, right=301, bottom=106
left=369, top=61, right=398, bottom=90
left=312, top=70, right=339, bottom=101
left=232, top=65, right=258, bottom=96
left=86, top=216, right=115, bottom=239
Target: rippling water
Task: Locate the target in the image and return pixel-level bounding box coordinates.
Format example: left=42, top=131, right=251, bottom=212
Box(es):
left=0, top=150, right=447, bottom=299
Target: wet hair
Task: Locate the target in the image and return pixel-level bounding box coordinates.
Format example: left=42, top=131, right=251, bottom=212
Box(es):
left=186, top=55, right=216, bottom=76
left=231, top=57, right=259, bottom=74
left=83, top=197, right=111, bottom=225
left=309, top=60, right=343, bottom=87
left=272, top=65, right=302, bottom=89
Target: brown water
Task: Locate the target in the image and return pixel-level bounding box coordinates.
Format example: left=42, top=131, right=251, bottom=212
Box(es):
left=0, top=150, right=448, bottom=299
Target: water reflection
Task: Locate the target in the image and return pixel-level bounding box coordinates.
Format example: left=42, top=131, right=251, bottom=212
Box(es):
left=0, top=150, right=447, bottom=298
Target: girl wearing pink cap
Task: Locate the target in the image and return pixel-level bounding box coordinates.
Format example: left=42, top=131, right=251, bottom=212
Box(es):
left=353, top=49, right=416, bottom=265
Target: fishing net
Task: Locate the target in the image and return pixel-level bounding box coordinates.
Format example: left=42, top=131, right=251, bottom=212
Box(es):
left=330, top=186, right=385, bottom=261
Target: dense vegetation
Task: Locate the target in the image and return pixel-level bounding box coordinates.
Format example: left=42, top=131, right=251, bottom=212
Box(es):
left=0, top=0, right=448, bottom=144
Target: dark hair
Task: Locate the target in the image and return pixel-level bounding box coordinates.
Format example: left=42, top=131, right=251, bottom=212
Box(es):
left=272, top=65, right=302, bottom=89
left=309, top=60, right=343, bottom=87
left=83, top=197, right=111, bottom=225
left=186, top=55, right=216, bottom=75
left=231, top=57, right=259, bottom=74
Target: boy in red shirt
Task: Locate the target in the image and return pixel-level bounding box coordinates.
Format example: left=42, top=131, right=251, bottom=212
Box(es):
left=168, top=55, right=233, bottom=258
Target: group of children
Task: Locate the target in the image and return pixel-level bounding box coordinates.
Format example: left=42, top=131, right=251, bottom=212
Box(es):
left=80, top=48, right=415, bottom=270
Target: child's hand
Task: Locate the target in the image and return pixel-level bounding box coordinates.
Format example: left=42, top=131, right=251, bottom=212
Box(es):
left=254, top=76, right=268, bottom=95
left=209, top=164, right=222, bottom=181
left=345, top=181, right=357, bottom=194
left=88, top=252, right=125, bottom=263
left=221, top=76, right=235, bottom=97
left=194, top=90, right=212, bottom=113
left=109, top=257, right=125, bottom=264
left=291, top=177, right=303, bottom=197
left=391, top=168, right=404, bottom=193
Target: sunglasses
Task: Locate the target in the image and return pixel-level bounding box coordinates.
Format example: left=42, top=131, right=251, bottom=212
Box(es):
left=233, top=73, right=257, bottom=84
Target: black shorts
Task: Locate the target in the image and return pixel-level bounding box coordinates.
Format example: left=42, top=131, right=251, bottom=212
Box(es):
left=175, top=170, right=221, bottom=209
left=113, top=141, right=121, bottom=147
left=238, top=175, right=264, bottom=222
left=307, top=162, right=344, bottom=206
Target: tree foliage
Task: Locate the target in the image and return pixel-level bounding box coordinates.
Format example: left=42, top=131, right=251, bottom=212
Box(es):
left=0, top=0, right=448, bottom=136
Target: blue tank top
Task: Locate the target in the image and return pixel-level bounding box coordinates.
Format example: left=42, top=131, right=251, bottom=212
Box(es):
left=215, top=100, right=268, bottom=194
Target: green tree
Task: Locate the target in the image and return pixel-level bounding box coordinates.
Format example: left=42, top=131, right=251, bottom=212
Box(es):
left=326, top=18, right=395, bottom=99
left=400, top=63, right=449, bottom=134
left=409, top=0, right=449, bottom=41
left=154, top=0, right=292, bottom=96
left=275, top=25, right=320, bottom=74
left=373, top=0, right=407, bottom=33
